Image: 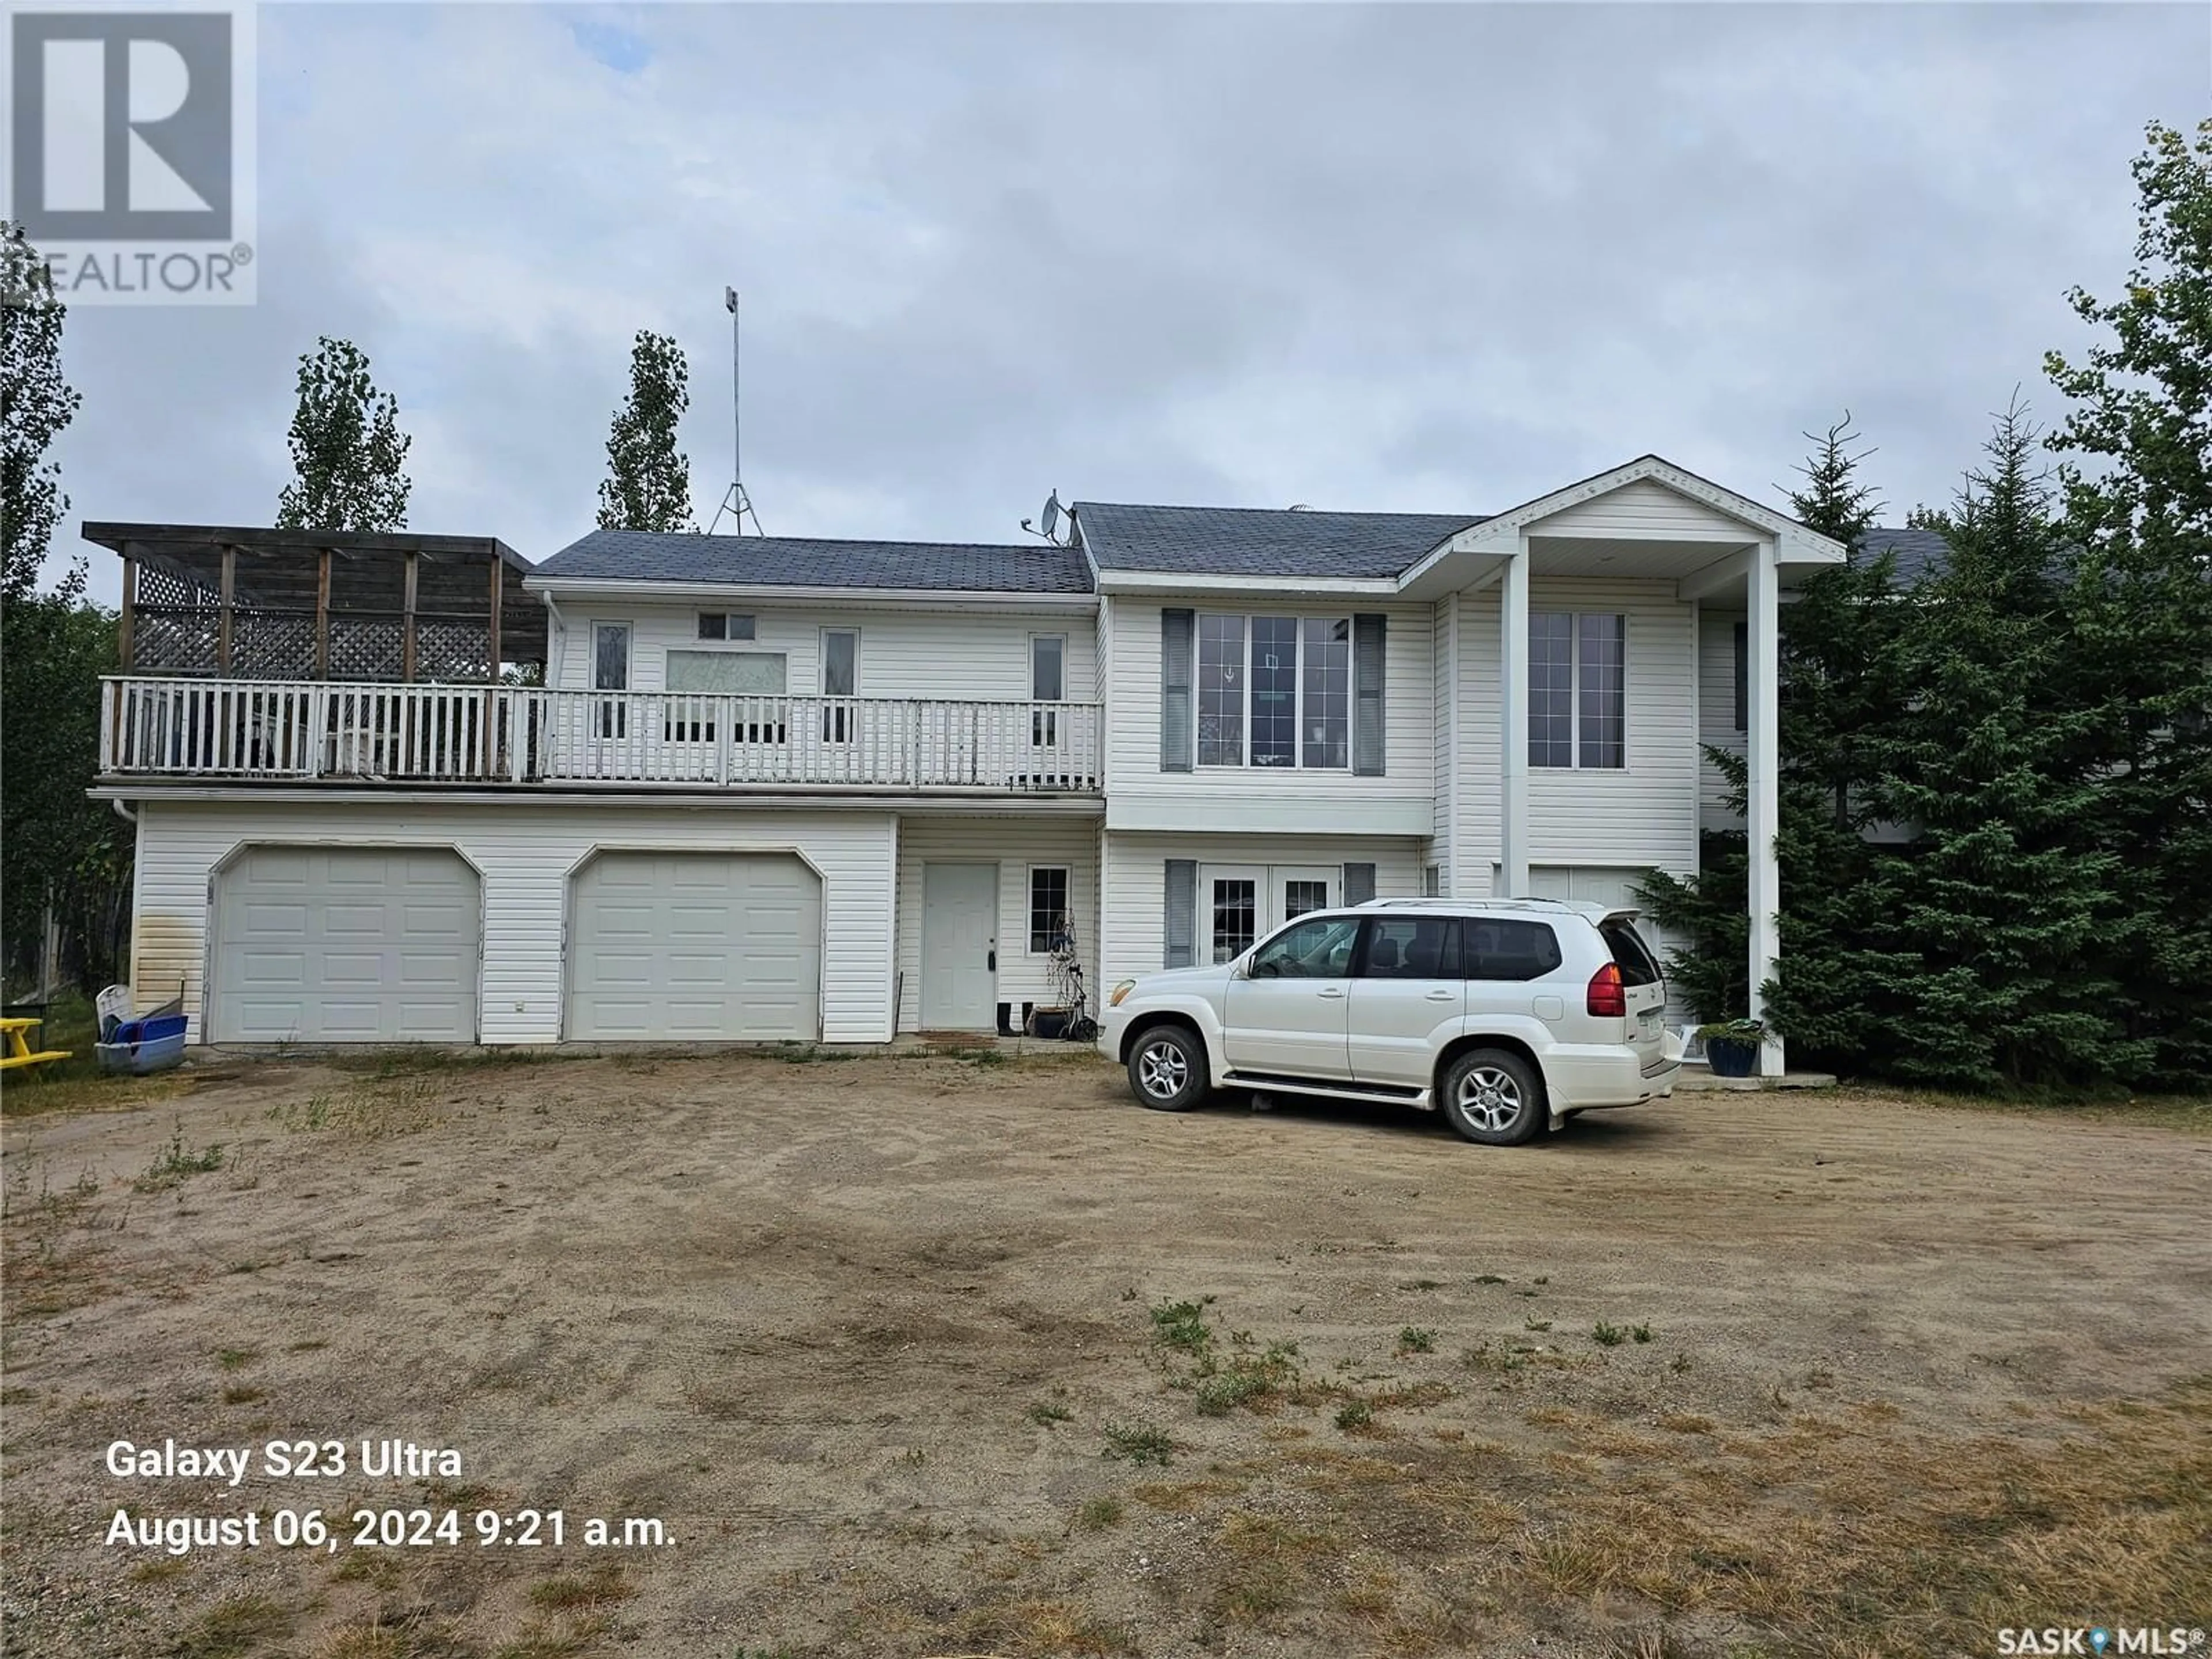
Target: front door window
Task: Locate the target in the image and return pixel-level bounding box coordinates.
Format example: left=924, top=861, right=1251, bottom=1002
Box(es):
left=1210, top=877, right=1258, bottom=964
left=593, top=623, right=630, bottom=738
left=821, top=629, right=857, bottom=742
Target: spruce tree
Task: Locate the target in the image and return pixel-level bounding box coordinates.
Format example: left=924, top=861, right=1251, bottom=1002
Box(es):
left=597, top=330, right=695, bottom=533
left=2046, top=118, right=2212, bottom=1086
left=275, top=337, right=412, bottom=532
left=1882, top=403, right=2142, bottom=1088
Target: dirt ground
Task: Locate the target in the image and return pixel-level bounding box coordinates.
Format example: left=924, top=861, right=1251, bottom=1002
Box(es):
left=2, top=1050, right=2207, bottom=1659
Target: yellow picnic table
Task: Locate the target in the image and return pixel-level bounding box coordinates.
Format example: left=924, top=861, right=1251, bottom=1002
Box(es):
left=0, top=1016, right=72, bottom=1071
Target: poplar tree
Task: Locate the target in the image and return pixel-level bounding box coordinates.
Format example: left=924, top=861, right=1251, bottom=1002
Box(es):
left=597, top=330, right=695, bottom=533
left=2047, top=118, right=2212, bottom=1086
left=275, top=337, right=412, bottom=532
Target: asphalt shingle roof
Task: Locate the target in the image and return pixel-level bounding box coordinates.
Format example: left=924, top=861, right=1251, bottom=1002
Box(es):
left=1852, top=526, right=1953, bottom=585
left=532, top=528, right=1093, bottom=594
left=1075, top=502, right=1487, bottom=578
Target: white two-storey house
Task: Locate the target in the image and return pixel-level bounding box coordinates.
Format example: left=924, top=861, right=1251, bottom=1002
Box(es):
left=90, top=456, right=1843, bottom=1075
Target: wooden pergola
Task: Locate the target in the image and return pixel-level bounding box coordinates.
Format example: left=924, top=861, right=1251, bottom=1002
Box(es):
left=82, top=524, right=547, bottom=682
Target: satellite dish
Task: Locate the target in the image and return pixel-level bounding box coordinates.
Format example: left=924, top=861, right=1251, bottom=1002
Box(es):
left=1040, top=490, right=1063, bottom=540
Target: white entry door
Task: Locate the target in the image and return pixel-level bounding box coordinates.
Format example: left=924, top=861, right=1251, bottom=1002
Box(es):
left=1202, top=865, right=1339, bottom=965
left=921, top=862, right=998, bottom=1029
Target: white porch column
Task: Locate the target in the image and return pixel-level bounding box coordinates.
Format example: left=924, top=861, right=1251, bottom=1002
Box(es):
left=1745, top=537, right=1785, bottom=1076
left=1499, top=535, right=1531, bottom=899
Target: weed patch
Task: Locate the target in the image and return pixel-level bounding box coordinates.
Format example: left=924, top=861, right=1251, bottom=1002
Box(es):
left=1101, top=1421, right=1175, bottom=1466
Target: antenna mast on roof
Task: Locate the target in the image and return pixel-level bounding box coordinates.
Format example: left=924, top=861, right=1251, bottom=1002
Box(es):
left=708, top=287, right=765, bottom=536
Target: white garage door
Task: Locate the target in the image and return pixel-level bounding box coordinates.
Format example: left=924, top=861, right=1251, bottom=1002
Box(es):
left=211, top=847, right=480, bottom=1043
left=566, top=852, right=822, bottom=1041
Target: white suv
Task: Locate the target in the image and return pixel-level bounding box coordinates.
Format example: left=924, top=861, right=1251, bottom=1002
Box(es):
left=1097, top=898, right=1682, bottom=1145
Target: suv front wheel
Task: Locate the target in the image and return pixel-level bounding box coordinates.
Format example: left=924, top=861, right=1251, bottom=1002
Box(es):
left=1127, top=1024, right=1209, bottom=1112
left=1440, top=1048, right=1546, bottom=1146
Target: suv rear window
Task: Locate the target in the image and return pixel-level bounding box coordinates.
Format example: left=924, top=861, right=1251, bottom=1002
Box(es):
left=1600, top=919, right=1662, bottom=987
left=1463, top=919, right=1562, bottom=982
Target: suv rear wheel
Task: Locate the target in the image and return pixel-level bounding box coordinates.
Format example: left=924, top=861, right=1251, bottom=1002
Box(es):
left=1440, top=1047, right=1545, bottom=1146
left=1127, top=1024, right=1208, bottom=1112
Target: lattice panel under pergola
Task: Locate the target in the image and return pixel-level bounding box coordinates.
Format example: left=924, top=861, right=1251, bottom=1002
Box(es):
left=231, top=611, right=318, bottom=680
left=328, top=616, right=406, bottom=681
left=132, top=611, right=219, bottom=673
left=414, top=618, right=494, bottom=683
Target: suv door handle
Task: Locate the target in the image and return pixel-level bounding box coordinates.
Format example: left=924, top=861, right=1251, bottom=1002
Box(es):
left=1425, top=989, right=1456, bottom=1001
left=1316, top=987, right=1346, bottom=999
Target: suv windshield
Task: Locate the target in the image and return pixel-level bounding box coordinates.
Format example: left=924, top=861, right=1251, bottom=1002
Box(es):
left=1599, top=918, right=1662, bottom=987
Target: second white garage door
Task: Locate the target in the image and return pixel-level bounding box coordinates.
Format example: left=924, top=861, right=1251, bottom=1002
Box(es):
left=565, top=852, right=823, bottom=1041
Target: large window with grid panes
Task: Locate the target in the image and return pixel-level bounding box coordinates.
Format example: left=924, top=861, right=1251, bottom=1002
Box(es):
left=1195, top=613, right=1352, bottom=769
left=1529, top=612, right=1625, bottom=769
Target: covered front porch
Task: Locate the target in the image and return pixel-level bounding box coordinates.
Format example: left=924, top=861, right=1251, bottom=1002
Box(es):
left=1408, top=459, right=1849, bottom=1077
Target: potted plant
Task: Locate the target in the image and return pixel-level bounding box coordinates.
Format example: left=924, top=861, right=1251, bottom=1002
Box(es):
left=1695, top=1018, right=1767, bottom=1078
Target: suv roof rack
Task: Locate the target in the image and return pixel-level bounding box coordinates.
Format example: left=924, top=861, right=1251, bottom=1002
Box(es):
left=1353, top=896, right=1633, bottom=920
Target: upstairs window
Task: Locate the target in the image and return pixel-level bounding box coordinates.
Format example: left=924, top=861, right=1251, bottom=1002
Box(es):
left=1530, top=612, right=1625, bottom=770
left=1031, top=634, right=1066, bottom=702
left=1196, top=613, right=1353, bottom=771
left=698, top=613, right=756, bottom=641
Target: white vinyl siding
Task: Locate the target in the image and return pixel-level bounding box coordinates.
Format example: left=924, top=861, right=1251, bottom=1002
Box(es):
left=1104, top=599, right=1434, bottom=828
left=1099, top=830, right=1422, bottom=986
left=1452, top=579, right=1698, bottom=892
left=131, top=800, right=897, bottom=1044
left=553, top=604, right=1096, bottom=703
left=893, top=817, right=1099, bottom=1032
left=1531, top=477, right=1760, bottom=540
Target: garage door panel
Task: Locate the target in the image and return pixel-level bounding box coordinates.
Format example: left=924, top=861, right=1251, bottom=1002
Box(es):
left=213, top=849, right=479, bottom=1043
left=566, top=852, right=821, bottom=1041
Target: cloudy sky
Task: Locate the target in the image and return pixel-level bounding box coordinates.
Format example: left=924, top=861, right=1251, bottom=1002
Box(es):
left=40, top=1, right=2209, bottom=603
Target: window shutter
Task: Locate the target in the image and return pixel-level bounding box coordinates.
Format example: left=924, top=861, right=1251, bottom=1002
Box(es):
left=1160, top=609, right=1194, bottom=772
left=1352, top=612, right=1387, bottom=775
left=1342, top=862, right=1376, bottom=906
left=1733, top=621, right=1748, bottom=734
left=1164, top=859, right=1198, bottom=968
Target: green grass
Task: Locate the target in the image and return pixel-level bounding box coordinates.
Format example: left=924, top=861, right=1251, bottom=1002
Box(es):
left=1027, top=1398, right=1074, bottom=1427
left=1396, top=1326, right=1437, bottom=1355
left=1592, top=1321, right=1628, bottom=1348
left=1334, top=1399, right=1374, bottom=1431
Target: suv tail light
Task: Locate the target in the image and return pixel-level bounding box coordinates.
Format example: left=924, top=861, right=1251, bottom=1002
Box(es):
left=1586, top=961, right=1626, bottom=1018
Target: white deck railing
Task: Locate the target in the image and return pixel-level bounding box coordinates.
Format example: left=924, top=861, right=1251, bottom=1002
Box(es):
left=100, top=678, right=1104, bottom=792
